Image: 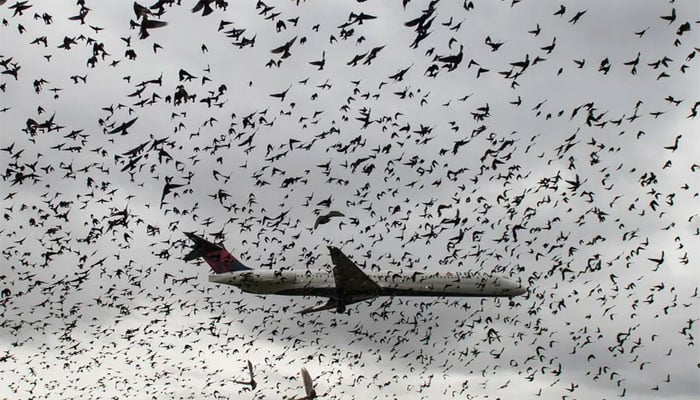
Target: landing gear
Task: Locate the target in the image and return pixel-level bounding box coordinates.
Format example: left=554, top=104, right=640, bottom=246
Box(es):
left=336, top=302, right=346, bottom=314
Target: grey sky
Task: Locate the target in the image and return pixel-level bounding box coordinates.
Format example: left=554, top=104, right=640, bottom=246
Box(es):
left=1, top=0, right=699, bottom=399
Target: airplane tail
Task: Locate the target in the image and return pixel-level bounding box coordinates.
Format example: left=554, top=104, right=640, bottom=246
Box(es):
left=183, top=232, right=251, bottom=273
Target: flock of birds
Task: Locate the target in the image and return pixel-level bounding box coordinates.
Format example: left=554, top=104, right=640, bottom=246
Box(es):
left=1, top=0, right=699, bottom=399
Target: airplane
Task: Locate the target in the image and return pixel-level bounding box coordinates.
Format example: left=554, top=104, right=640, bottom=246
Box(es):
left=183, top=232, right=527, bottom=314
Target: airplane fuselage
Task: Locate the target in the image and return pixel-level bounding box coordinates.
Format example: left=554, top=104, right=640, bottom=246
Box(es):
left=209, top=269, right=526, bottom=299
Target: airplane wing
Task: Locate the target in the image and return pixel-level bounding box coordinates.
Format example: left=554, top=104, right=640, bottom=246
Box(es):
left=299, top=298, right=340, bottom=315
left=298, top=247, right=381, bottom=314
left=327, top=246, right=381, bottom=296
left=298, top=297, right=375, bottom=315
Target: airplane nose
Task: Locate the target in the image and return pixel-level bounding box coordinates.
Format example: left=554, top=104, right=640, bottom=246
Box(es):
left=509, top=283, right=526, bottom=296
left=499, top=278, right=526, bottom=296
left=513, top=286, right=527, bottom=296
left=495, top=277, right=526, bottom=296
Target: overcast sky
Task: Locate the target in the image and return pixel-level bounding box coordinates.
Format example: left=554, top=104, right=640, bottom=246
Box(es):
left=1, top=0, right=699, bottom=399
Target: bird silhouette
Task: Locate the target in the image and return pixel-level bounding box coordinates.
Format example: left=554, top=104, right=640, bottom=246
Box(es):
left=271, top=36, right=297, bottom=59
left=232, top=360, right=257, bottom=390
left=314, top=211, right=344, bottom=229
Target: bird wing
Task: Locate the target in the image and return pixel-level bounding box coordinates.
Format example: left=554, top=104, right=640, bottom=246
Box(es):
left=107, top=117, right=137, bottom=134
left=313, top=216, right=326, bottom=230
left=314, top=211, right=344, bottom=229
left=143, top=19, right=168, bottom=29
left=301, top=368, right=314, bottom=397
left=271, top=36, right=296, bottom=53
left=191, top=0, right=205, bottom=13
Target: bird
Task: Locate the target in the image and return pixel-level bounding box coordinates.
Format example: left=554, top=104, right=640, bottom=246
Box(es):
left=160, top=181, right=186, bottom=208
left=663, top=134, right=681, bottom=152
left=134, top=16, right=168, bottom=39
left=232, top=360, right=257, bottom=391
left=271, top=36, right=297, bottom=59
left=192, top=0, right=216, bottom=16
left=106, top=117, right=138, bottom=135
left=269, top=86, right=291, bottom=101
left=553, top=4, right=566, bottom=17
left=314, top=211, right=344, bottom=229
left=289, top=367, right=317, bottom=400
left=660, top=7, right=676, bottom=24
left=309, top=51, right=325, bottom=70
left=568, top=9, right=587, bottom=24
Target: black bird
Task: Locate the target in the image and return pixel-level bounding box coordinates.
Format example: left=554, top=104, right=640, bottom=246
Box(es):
left=485, top=36, right=505, bottom=52
left=663, top=135, right=681, bottom=152
left=309, top=51, right=325, bottom=70
left=68, top=6, right=90, bottom=24
left=9, top=1, right=32, bottom=16
left=389, top=64, right=412, bottom=82
left=314, top=211, right=344, bottom=229
left=528, top=23, right=541, bottom=36
left=269, top=86, right=291, bottom=102
left=107, top=117, right=138, bottom=135
left=623, top=52, right=640, bottom=75
left=57, top=36, right=77, bottom=50
left=160, top=181, right=186, bottom=208
left=133, top=1, right=153, bottom=19
left=338, top=12, right=376, bottom=29
left=232, top=360, right=257, bottom=391
left=647, top=251, right=665, bottom=270
left=192, top=0, right=215, bottom=16
left=634, top=27, right=649, bottom=37
left=660, top=7, right=676, bottom=24
left=271, top=36, right=297, bottom=59
left=568, top=9, right=587, bottom=24
left=317, top=195, right=332, bottom=207
left=553, top=5, right=566, bottom=17
left=134, top=16, right=168, bottom=39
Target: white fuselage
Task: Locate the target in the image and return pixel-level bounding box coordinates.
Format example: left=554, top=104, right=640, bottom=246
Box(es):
left=209, top=270, right=526, bottom=298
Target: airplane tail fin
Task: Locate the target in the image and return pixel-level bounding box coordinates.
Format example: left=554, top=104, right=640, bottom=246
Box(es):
left=183, top=232, right=251, bottom=273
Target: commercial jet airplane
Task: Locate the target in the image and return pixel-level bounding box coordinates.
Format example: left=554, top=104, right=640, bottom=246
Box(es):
left=184, top=232, right=526, bottom=314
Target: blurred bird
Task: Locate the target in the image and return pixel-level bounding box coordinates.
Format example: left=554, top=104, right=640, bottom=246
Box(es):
left=289, top=367, right=317, bottom=400
left=314, top=211, right=344, bottom=229
left=232, top=360, right=257, bottom=391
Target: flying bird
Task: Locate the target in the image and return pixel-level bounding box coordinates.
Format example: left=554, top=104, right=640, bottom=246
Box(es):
left=289, top=367, right=317, bottom=400
left=314, top=211, right=344, bottom=229
left=106, top=117, right=138, bottom=135
left=271, top=36, right=297, bottom=59
left=232, top=360, right=257, bottom=391
left=134, top=16, right=168, bottom=39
